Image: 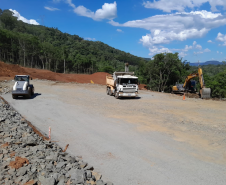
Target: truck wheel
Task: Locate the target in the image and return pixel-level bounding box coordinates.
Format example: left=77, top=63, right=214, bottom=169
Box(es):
left=12, top=95, right=17, bottom=99
left=109, top=88, right=111, bottom=95
left=31, top=87, right=34, bottom=95
left=26, top=87, right=31, bottom=99
left=115, top=92, right=120, bottom=99
left=106, top=87, right=110, bottom=95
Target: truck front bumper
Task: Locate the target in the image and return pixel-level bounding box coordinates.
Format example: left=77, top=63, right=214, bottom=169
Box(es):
left=119, top=92, right=138, bottom=97
left=12, top=90, right=29, bottom=95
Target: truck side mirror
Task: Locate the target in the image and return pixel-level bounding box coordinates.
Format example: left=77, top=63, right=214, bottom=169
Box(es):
left=30, top=77, right=32, bottom=80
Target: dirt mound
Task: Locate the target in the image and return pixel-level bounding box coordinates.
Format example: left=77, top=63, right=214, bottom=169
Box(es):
left=0, top=61, right=109, bottom=85
left=0, top=62, right=26, bottom=78
left=9, top=156, right=29, bottom=169
left=139, top=84, right=147, bottom=90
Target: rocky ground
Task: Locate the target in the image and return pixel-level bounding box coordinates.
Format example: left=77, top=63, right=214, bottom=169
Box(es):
left=0, top=97, right=113, bottom=185
left=0, top=80, right=11, bottom=95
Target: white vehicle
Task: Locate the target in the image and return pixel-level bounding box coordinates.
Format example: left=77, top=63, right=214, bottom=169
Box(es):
left=106, top=71, right=139, bottom=99
left=12, top=75, right=34, bottom=99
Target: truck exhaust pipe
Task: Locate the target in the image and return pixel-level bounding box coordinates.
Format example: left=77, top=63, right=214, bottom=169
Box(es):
left=125, top=63, right=129, bottom=72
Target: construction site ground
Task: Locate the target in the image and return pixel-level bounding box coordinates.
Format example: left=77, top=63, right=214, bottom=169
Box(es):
left=1, top=79, right=226, bottom=185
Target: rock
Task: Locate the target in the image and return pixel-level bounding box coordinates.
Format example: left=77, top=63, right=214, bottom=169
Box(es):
left=56, top=162, right=66, bottom=169
left=14, top=176, right=23, bottom=184
left=57, top=175, right=65, bottom=185
left=80, top=162, right=87, bottom=168
left=84, top=165, right=94, bottom=171
left=16, top=166, right=27, bottom=176
left=68, top=169, right=85, bottom=184
left=46, top=155, right=58, bottom=162
left=92, top=171, right=102, bottom=181
left=40, top=177, right=55, bottom=185
left=96, top=180, right=105, bottom=185
left=26, top=136, right=37, bottom=145
left=86, top=170, right=92, bottom=179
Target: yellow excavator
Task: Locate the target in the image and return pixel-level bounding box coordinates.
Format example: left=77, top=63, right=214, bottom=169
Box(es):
left=172, top=67, right=211, bottom=99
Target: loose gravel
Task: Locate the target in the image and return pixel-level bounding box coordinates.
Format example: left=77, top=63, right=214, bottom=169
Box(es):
left=0, top=97, right=113, bottom=185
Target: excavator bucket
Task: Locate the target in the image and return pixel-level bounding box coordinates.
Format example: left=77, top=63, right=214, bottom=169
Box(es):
left=201, top=88, right=211, bottom=99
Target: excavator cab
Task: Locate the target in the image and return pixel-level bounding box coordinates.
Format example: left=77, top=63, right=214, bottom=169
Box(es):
left=187, top=80, right=196, bottom=92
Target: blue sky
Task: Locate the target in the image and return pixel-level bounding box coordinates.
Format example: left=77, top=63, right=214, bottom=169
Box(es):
left=1, top=0, right=226, bottom=63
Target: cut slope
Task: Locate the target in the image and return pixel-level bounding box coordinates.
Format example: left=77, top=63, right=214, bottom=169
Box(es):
left=0, top=61, right=109, bottom=85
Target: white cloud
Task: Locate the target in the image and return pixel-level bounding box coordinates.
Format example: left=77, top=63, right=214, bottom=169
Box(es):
left=193, top=41, right=197, bottom=46
left=216, top=32, right=226, bottom=46
left=66, top=0, right=117, bottom=21
left=204, top=48, right=211, bottom=52
left=44, top=6, right=60, bottom=11
left=217, top=51, right=219, bottom=53
left=221, top=52, right=223, bottom=54
left=179, top=52, right=187, bottom=57
left=148, top=46, right=171, bottom=56
left=143, top=0, right=226, bottom=12
left=109, top=10, right=226, bottom=47
left=9, top=9, right=39, bottom=25
left=116, top=29, right=123, bottom=32
left=208, top=40, right=213, bottom=43
left=196, top=44, right=202, bottom=50
left=84, top=38, right=96, bottom=41
left=194, top=51, right=203, bottom=54
left=139, top=28, right=208, bottom=47
left=184, top=45, right=193, bottom=51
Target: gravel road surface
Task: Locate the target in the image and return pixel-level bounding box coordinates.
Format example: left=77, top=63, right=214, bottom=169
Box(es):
left=2, top=80, right=226, bottom=185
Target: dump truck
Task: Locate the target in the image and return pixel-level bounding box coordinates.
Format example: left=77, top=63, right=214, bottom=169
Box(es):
left=106, top=71, right=139, bottom=99
left=172, top=67, right=211, bottom=99
left=12, top=75, right=34, bottom=99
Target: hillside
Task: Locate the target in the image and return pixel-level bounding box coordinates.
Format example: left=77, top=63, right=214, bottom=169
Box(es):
left=189, top=61, right=223, bottom=66
left=0, top=9, right=145, bottom=74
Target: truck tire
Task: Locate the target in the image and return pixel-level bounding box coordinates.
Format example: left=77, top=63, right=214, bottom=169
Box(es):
left=109, top=88, right=113, bottom=96
left=12, top=95, right=17, bottom=99
left=106, top=87, right=110, bottom=95
left=26, top=87, right=31, bottom=99
left=31, top=87, right=34, bottom=95
left=115, top=92, right=120, bottom=99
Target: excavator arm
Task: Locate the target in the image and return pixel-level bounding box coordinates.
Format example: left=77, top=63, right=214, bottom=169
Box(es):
left=198, top=68, right=211, bottom=99
left=183, top=72, right=198, bottom=88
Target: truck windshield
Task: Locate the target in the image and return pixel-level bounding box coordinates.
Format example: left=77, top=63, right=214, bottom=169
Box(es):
left=15, top=76, right=29, bottom=82
left=120, top=78, right=138, bottom=85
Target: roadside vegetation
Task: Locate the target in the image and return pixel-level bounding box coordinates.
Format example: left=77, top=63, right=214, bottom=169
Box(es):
left=0, top=9, right=226, bottom=98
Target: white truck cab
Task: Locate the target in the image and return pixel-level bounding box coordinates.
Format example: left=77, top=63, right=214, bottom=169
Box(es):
left=106, top=72, right=139, bottom=99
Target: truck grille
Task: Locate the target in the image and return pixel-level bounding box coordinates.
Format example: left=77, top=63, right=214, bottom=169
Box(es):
left=16, top=88, right=23, bottom=92
left=123, top=88, right=136, bottom=93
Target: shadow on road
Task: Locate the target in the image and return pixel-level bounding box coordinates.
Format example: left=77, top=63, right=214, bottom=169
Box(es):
left=119, top=97, right=141, bottom=100
left=31, top=93, right=42, bottom=99
left=15, top=93, right=42, bottom=100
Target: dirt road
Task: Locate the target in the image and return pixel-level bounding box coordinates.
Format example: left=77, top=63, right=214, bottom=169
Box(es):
left=2, top=80, right=226, bottom=185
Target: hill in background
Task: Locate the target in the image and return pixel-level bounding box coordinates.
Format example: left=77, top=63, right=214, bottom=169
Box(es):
left=189, top=61, right=224, bottom=66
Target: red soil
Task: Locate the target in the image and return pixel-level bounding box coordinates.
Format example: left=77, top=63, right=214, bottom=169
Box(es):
left=9, top=156, right=29, bottom=169
left=0, top=142, right=9, bottom=148
left=23, top=180, right=35, bottom=185
left=0, top=61, right=109, bottom=85
left=10, top=152, right=16, bottom=157
left=139, top=84, right=147, bottom=90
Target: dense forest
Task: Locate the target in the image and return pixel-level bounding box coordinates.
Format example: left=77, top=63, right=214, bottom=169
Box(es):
left=0, top=9, right=226, bottom=98
left=0, top=9, right=143, bottom=74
